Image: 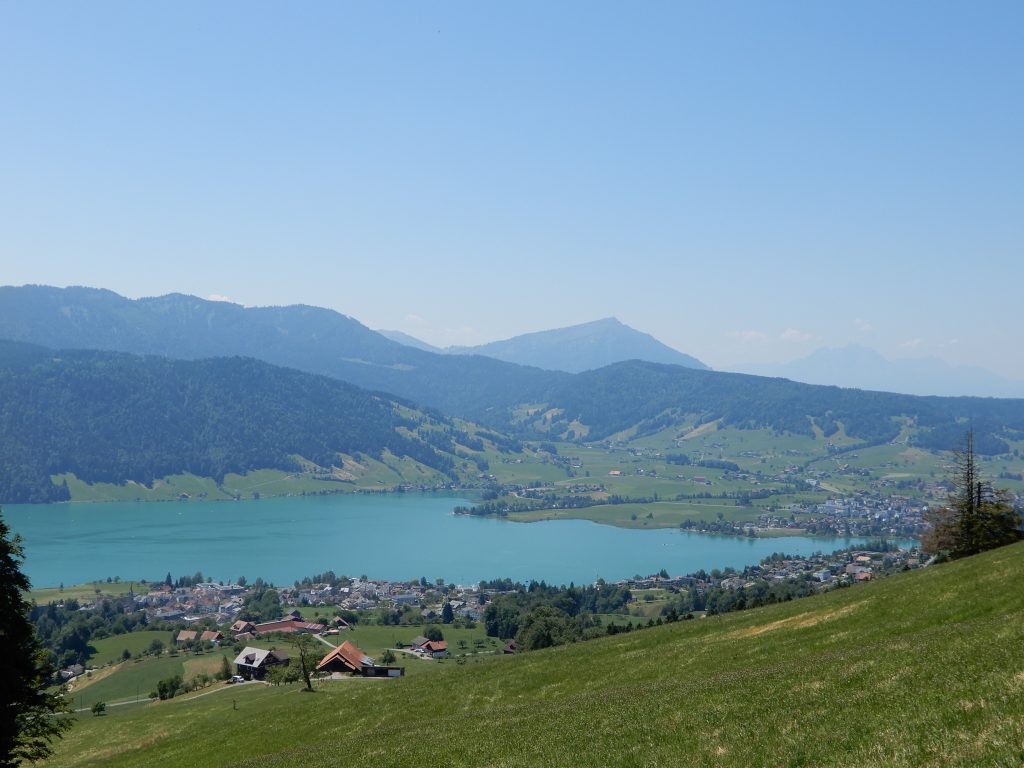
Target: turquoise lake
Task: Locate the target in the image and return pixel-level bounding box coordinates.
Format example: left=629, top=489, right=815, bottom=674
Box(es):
left=5, top=494, right=890, bottom=587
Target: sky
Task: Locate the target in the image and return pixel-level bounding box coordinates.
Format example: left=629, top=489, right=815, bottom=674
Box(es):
left=1, top=2, right=1022, bottom=377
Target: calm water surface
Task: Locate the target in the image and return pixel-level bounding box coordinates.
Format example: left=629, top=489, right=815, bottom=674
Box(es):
left=5, top=494, right=882, bottom=587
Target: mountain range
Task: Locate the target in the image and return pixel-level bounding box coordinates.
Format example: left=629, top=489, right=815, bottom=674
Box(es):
left=1, top=284, right=1022, bottom=502
left=0, top=285, right=561, bottom=420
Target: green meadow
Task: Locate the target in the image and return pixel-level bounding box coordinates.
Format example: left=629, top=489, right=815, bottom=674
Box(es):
left=44, top=541, right=1024, bottom=767
left=87, top=630, right=174, bottom=667
left=503, top=500, right=760, bottom=530
left=65, top=646, right=235, bottom=711
left=28, top=580, right=151, bottom=604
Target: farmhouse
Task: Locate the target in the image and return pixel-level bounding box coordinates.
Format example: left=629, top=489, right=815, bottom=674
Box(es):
left=230, top=620, right=256, bottom=635
left=233, top=646, right=289, bottom=680
left=316, top=641, right=404, bottom=677
left=316, top=640, right=373, bottom=675
left=175, top=630, right=198, bottom=644
left=421, top=639, right=448, bottom=658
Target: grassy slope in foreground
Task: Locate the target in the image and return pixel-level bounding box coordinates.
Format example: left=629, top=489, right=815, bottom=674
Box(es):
left=47, top=543, right=1024, bottom=768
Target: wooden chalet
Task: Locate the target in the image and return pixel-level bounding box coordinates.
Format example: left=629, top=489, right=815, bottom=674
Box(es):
left=232, top=646, right=289, bottom=680
left=175, top=630, right=198, bottom=644
left=316, top=641, right=404, bottom=678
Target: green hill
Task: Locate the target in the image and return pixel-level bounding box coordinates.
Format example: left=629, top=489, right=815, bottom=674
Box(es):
left=532, top=359, right=1024, bottom=452
left=45, top=542, right=1024, bottom=767
left=0, top=341, right=505, bottom=503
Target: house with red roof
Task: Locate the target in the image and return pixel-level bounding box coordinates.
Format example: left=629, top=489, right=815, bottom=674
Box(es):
left=316, top=641, right=405, bottom=678
left=252, top=616, right=327, bottom=635
left=421, top=639, right=448, bottom=658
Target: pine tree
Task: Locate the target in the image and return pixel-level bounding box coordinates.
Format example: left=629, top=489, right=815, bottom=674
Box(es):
left=924, top=431, right=1022, bottom=558
left=0, top=510, right=71, bottom=766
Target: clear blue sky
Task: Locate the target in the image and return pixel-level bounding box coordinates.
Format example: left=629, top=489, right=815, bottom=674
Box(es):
left=2, top=2, right=1022, bottom=376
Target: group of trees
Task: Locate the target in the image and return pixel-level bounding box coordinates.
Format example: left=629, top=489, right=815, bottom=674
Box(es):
left=31, top=599, right=151, bottom=669
left=923, top=432, right=1022, bottom=558
left=238, top=584, right=283, bottom=624
left=482, top=580, right=633, bottom=650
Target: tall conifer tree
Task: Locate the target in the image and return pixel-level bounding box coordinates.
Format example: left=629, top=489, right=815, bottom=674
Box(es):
left=0, top=511, right=70, bottom=765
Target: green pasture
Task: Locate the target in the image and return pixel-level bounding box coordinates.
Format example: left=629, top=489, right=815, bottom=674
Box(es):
left=505, top=501, right=764, bottom=530
left=28, top=580, right=151, bottom=603
left=87, top=631, right=175, bottom=667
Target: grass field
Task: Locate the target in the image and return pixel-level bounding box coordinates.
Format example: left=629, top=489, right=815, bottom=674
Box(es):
left=66, top=647, right=235, bottom=710
left=53, top=452, right=455, bottom=504
left=28, top=580, right=151, bottom=604
left=503, top=500, right=766, bottom=530
left=87, top=631, right=174, bottom=666
left=43, top=541, right=1024, bottom=767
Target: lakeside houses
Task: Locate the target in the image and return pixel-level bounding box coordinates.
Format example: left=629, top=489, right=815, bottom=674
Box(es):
left=59, top=541, right=924, bottom=662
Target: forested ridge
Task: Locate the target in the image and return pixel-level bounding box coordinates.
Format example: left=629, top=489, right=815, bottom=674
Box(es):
left=534, top=360, right=1024, bottom=451
left=0, top=341, right=461, bottom=503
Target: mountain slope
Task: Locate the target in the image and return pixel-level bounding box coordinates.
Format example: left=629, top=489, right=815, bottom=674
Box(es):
left=45, top=542, right=1024, bottom=767
left=737, top=344, right=1024, bottom=398
left=0, top=341, right=496, bottom=503
left=448, top=317, right=708, bottom=373
left=531, top=360, right=1024, bottom=452
left=375, top=329, right=441, bottom=353
left=0, top=285, right=564, bottom=420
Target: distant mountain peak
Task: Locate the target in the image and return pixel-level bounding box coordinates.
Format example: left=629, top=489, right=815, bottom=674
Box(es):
left=446, top=318, right=708, bottom=374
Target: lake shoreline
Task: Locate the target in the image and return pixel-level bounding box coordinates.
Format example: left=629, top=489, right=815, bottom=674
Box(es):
left=6, top=493, right=903, bottom=588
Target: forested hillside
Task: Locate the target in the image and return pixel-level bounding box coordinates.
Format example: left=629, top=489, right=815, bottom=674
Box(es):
left=533, top=360, right=1024, bottom=451
left=0, top=342, right=471, bottom=503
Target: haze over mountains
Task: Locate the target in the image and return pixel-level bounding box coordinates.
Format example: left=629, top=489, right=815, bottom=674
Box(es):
left=734, top=345, right=1024, bottom=399
left=441, top=318, right=708, bottom=374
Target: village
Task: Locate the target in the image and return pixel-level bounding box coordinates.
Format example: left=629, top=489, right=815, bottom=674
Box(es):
left=53, top=541, right=925, bottom=686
